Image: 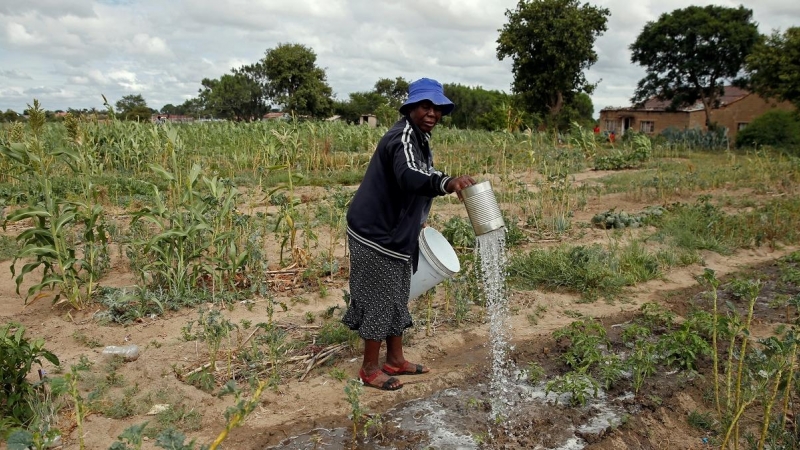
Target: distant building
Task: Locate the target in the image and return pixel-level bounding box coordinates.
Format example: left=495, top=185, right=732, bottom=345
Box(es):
left=599, top=86, right=795, bottom=140
left=359, top=114, right=377, bottom=127
left=263, top=112, right=287, bottom=121
left=151, top=114, right=195, bottom=124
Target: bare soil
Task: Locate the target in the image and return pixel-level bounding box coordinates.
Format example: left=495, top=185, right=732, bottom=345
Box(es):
left=1, top=168, right=797, bottom=450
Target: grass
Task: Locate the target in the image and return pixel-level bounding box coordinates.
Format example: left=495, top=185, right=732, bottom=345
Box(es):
left=0, top=234, right=18, bottom=261
left=508, top=241, right=673, bottom=301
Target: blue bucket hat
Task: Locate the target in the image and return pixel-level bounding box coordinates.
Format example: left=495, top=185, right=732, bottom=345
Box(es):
left=399, top=78, right=455, bottom=116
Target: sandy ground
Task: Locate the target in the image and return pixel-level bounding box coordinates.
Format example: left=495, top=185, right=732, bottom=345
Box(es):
left=1, top=168, right=795, bottom=449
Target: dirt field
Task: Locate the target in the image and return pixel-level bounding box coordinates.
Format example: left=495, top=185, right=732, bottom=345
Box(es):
left=2, top=167, right=797, bottom=450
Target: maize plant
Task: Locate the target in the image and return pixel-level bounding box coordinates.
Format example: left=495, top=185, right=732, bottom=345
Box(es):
left=1, top=101, right=108, bottom=309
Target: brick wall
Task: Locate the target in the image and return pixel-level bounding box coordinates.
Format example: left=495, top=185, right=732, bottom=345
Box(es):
left=600, top=94, right=795, bottom=140
left=599, top=109, right=691, bottom=135
left=711, top=95, right=794, bottom=140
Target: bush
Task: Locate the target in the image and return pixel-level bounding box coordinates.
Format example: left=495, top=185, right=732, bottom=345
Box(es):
left=735, top=110, right=800, bottom=152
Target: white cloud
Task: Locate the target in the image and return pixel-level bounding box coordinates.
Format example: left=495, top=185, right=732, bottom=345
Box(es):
left=129, top=34, right=172, bottom=57
left=6, top=22, right=41, bottom=45
left=0, top=0, right=797, bottom=115
left=0, top=69, right=33, bottom=79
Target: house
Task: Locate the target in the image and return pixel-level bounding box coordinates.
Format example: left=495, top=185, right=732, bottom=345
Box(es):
left=151, top=114, right=195, bottom=124
left=599, top=87, right=794, bottom=140
left=263, top=112, right=287, bottom=121
left=359, top=114, right=377, bottom=127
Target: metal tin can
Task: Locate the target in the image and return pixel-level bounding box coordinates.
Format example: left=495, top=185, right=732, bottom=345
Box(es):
left=460, top=181, right=505, bottom=236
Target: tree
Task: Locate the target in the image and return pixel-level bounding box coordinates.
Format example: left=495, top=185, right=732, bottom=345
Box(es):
left=115, top=94, right=152, bottom=120
left=256, top=43, right=334, bottom=118
left=1, top=109, right=19, bottom=123
left=745, top=27, right=800, bottom=110
left=630, top=5, right=760, bottom=128
left=497, top=0, right=609, bottom=123
left=373, top=77, right=409, bottom=110
left=334, top=91, right=384, bottom=123
left=179, top=97, right=205, bottom=118
left=551, top=92, right=595, bottom=130
left=443, top=84, right=512, bottom=130
left=160, top=103, right=179, bottom=115
left=199, top=72, right=266, bottom=121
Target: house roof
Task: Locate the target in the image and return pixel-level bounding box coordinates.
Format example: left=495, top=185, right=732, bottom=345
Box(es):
left=601, top=86, right=750, bottom=113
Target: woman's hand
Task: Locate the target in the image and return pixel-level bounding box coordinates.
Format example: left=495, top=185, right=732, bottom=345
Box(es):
left=446, top=175, right=477, bottom=200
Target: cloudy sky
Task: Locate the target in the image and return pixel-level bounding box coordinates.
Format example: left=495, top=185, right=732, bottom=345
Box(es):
left=1, top=0, right=798, bottom=117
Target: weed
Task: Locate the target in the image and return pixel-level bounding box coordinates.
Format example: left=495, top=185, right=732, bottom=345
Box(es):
left=688, top=410, right=716, bottom=431
left=344, top=379, right=365, bottom=442
left=328, top=368, right=348, bottom=381
left=0, top=234, right=18, bottom=261
left=72, top=331, right=102, bottom=349
left=526, top=361, right=546, bottom=384
left=75, top=354, right=93, bottom=371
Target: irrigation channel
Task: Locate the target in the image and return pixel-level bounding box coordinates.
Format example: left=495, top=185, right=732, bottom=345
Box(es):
left=268, top=228, right=629, bottom=449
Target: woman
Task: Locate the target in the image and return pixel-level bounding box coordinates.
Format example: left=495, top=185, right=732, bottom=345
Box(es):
left=343, top=78, right=475, bottom=390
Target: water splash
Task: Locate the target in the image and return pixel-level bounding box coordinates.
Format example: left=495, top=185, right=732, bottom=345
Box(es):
left=476, top=228, right=512, bottom=420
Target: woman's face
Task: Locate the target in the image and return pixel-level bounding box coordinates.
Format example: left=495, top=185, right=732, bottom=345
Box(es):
left=409, top=100, right=443, bottom=133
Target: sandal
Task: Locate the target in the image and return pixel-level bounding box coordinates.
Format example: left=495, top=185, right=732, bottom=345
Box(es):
left=359, top=368, right=403, bottom=391
left=382, top=361, right=430, bottom=376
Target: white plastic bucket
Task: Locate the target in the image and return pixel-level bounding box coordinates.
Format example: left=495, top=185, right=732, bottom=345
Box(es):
left=409, top=227, right=461, bottom=300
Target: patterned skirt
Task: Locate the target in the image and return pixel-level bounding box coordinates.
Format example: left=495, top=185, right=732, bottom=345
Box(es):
left=342, top=237, right=413, bottom=341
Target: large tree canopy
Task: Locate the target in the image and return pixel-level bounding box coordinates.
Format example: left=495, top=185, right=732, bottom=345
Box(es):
left=199, top=72, right=265, bottom=121
left=630, top=5, right=760, bottom=127
left=745, top=27, right=800, bottom=110
left=373, top=77, right=409, bottom=110
left=115, top=94, right=152, bottom=121
left=497, top=0, right=609, bottom=122
left=332, top=77, right=409, bottom=125
left=443, top=84, right=513, bottom=131
left=256, top=43, right=334, bottom=118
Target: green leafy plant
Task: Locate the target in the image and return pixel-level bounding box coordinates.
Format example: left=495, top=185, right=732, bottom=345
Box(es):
left=526, top=361, right=545, bottom=384
left=658, top=322, right=712, bottom=371
left=0, top=322, right=59, bottom=428
left=344, top=378, right=365, bottom=443
left=628, top=341, right=658, bottom=395
left=1, top=102, right=109, bottom=309
left=552, top=318, right=609, bottom=371
left=596, top=354, right=625, bottom=390
left=545, top=371, right=600, bottom=407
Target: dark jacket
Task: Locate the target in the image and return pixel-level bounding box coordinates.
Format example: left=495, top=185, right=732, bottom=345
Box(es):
left=347, top=116, right=451, bottom=269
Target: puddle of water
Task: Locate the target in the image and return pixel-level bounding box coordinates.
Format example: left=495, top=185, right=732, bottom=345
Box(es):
left=267, top=376, right=631, bottom=450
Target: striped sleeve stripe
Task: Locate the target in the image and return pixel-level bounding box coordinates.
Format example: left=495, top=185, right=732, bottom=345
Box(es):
left=439, top=176, right=451, bottom=195
left=347, top=227, right=411, bottom=261
left=401, top=122, right=432, bottom=176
